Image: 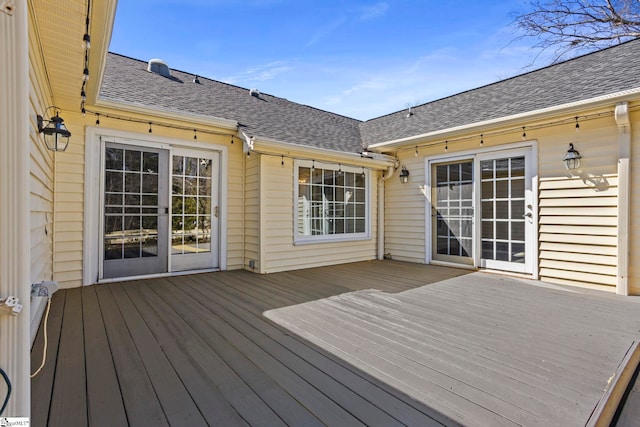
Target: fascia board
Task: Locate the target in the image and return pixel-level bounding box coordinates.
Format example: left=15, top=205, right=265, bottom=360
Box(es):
left=86, top=0, right=118, bottom=105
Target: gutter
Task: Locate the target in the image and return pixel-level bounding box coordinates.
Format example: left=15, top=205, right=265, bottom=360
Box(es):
left=368, top=87, right=640, bottom=150
left=377, top=164, right=395, bottom=260
left=245, top=133, right=395, bottom=169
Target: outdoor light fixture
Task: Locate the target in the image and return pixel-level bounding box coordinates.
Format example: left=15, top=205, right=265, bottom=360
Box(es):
left=37, top=108, right=71, bottom=152
left=399, top=165, right=410, bottom=183
left=563, top=143, right=582, bottom=170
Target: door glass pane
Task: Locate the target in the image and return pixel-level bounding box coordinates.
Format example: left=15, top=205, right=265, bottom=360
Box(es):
left=172, top=155, right=212, bottom=255
left=104, top=146, right=160, bottom=262
left=481, top=156, right=526, bottom=263
left=434, top=161, right=473, bottom=259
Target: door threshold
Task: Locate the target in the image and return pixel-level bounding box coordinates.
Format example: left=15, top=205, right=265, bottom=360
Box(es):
left=95, top=268, right=221, bottom=285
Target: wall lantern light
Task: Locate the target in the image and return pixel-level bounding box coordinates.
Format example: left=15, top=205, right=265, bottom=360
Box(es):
left=37, top=108, right=71, bottom=152
left=563, top=143, right=582, bottom=170
left=399, top=166, right=410, bottom=183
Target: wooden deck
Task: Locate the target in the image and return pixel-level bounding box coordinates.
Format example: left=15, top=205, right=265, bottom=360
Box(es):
left=31, top=260, right=640, bottom=426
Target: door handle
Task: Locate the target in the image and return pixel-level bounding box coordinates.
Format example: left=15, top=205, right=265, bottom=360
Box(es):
left=214, top=206, right=219, bottom=218
left=523, top=212, right=532, bottom=218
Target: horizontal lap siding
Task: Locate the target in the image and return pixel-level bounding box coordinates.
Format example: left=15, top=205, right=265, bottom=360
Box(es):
left=29, top=29, right=54, bottom=285
left=226, top=147, right=244, bottom=270
left=538, top=176, right=618, bottom=288
left=261, top=156, right=378, bottom=273
left=384, top=156, right=426, bottom=263
left=244, top=154, right=260, bottom=271
left=54, top=111, right=85, bottom=288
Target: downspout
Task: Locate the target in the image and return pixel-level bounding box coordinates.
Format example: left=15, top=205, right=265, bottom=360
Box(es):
left=615, top=102, right=631, bottom=295
left=377, top=165, right=395, bottom=260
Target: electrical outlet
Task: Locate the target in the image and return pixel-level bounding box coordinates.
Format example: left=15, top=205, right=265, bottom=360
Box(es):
left=0, top=296, right=23, bottom=316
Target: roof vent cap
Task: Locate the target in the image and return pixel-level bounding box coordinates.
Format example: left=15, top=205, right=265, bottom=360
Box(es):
left=250, top=88, right=261, bottom=98
left=147, top=59, right=171, bottom=78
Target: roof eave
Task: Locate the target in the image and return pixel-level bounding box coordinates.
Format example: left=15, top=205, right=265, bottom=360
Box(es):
left=243, top=133, right=395, bottom=169
left=94, top=98, right=239, bottom=130
left=86, top=0, right=118, bottom=105
left=367, top=87, right=640, bottom=151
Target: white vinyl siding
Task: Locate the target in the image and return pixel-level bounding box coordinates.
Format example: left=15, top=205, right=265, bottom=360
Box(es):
left=383, top=156, right=427, bottom=263
left=28, top=33, right=54, bottom=286
left=243, top=153, right=260, bottom=271
left=537, top=176, right=618, bottom=287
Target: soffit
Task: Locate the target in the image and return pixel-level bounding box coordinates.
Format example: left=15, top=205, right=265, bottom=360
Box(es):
left=31, top=0, right=116, bottom=112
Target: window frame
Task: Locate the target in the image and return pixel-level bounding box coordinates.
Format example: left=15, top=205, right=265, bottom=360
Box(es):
left=293, top=160, right=371, bottom=245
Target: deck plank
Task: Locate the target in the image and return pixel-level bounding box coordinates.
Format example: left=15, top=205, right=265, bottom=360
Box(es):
left=157, top=277, right=373, bottom=427
left=47, top=288, right=87, bottom=426
left=112, top=280, right=248, bottom=427
left=94, top=284, right=169, bottom=427
left=30, top=291, right=66, bottom=427
left=82, top=286, right=128, bottom=427
left=31, top=261, right=640, bottom=427
left=122, top=280, right=287, bottom=427
left=108, top=283, right=209, bottom=427
left=183, top=273, right=454, bottom=426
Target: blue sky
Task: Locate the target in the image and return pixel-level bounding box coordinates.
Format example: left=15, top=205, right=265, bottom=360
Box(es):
left=110, top=1, right=545, bottom=120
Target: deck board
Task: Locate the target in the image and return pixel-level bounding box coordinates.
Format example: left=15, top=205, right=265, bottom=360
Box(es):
left=30, top=291, right=65, bottom=427
left=31, top=260, right=640, bottom=426
left=94, top=284, right=169, bottom=426
left=82, top=286, right=128, bottom=427
left=47, top=288, right=87, bottom=426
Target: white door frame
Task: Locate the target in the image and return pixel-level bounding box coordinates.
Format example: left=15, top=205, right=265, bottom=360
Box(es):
left=84, top=127, right=229, bottom=285
left=425, top=141, right=539, bottom=277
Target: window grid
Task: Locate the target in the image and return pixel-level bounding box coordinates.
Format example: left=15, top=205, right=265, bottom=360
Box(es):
left=480, top=157, right=526, bottom=263
left=104, top=147, right=160, bottom=260
left=435, top=161, right=474, bottom=258
left=297, top=165, right=367, bottom=238
left=171, top=156, right=212, bottom=255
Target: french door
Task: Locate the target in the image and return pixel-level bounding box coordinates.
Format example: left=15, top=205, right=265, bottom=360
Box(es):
left=430, top=148, right=534, bottom=274
left=103, top=143, right=169, bottom=278
left=431, top=160, right=474, bottom=265
left=102, top=142, right=219, bottom=279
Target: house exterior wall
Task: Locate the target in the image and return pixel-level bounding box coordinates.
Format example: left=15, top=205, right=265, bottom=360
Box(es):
left=52, top=108, right=244, bottom=288
left=383, top=108, right=625, bottom=291
left=630, top=108, right=640, bottom=295
left=258, top=154, right=379, bottom=273
left=28, top=18, right=55, bottom=286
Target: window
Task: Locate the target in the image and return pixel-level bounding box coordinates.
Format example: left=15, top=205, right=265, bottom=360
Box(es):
left=295, top=161, right=369, bottom=242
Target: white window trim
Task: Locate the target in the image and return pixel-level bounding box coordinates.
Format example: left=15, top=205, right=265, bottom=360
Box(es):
left=84, top=126, right=229, bottom=285
left=293, top=160, right=371, bottom=245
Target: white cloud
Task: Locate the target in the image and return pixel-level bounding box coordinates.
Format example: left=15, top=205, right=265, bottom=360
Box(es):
left=359, top=2, right=389, bottom=20
left=223, top=61, right=292, bottom=84
left=305, top=16, right=348, bottom=47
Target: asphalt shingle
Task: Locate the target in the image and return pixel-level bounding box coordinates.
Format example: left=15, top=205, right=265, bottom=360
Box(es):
left=360, top=39, right=640, bottom=145
left=100, top=38, right=640, bottom=153
left=99, top=54, right=365, bottom=153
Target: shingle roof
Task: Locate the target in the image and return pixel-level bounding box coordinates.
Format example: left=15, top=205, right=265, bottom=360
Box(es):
left=359, top=38, right=640, bottom=146
left=99, top=53, right=365, bottom=153
left=101, top=39, right=640, bottom=154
